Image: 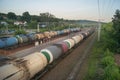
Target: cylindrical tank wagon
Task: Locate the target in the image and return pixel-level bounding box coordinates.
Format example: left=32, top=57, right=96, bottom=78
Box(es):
left=23, top=52, right=48, bottom=79
left=64, top=39, right=75, bottom=49
left=19, top=35, right=29, bottom=43
left=0, top=52, right=48, bottom=80
left=72, top=36, right=82, bottom=44
left=0, top=39, right=5, bottom=48
left=53, top=42, right=69, bottom=53
left=0, top=37, right=18, bottom=48
left=16, top=35, right=24, bottom=44
left=40, top=49, right=53, bottom=63
left=26, top=33, right=36, bottom=41
left=40, top=45, right=63, bottom=63
left=0, top=61, right=27, bottom=80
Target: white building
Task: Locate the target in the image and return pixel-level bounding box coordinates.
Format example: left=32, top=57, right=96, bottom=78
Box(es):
left=14, top=21, right=27, bottom=26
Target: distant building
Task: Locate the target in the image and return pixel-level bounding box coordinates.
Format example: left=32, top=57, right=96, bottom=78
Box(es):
left=14, top=21, right=21, bottom=25
left=14, top=21, right=27, bottom=26
left=1, top=21, right=8, bottom=26
left=14, top=21, right=23, bottom=25
left=24, top=21, right=27, bottom=26
left=41, top=24, right=46, bottom=28
left=39, top=24, right=47, bottom=28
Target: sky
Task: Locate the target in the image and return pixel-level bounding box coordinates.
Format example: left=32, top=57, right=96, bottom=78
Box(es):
left=0, top=0, right=120, bottom=22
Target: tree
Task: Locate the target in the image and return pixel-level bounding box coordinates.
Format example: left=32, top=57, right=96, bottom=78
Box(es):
left=0, top=13, right=7, bottom=20
left=7, top=12, right=17, bottom=20
left=112, top=9, right=120, bottom=52
left=40, top=12, right=55, bottom=18
left=31, top=15, right=39, bottom=22
left=28, top=20, right=37, bottom=29
left=22, top=11, right=31, bottom=22
left=17, top=15, right=22, bottom=21
left=0, top=16, right=4, bottom=20
left=39, top=12, right=57, bottom=22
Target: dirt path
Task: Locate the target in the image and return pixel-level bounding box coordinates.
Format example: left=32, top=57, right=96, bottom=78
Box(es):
left=40, top=32, right=96, bottom=80
left=75, top=34, right=97, bottom=80
left=114, top=54, right=120, bottom=66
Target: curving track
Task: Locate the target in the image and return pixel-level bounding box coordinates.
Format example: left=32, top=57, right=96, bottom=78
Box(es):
left=39, top=31, right=96, bottom=80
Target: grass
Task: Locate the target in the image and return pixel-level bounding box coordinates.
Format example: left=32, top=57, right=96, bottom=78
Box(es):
left=84, top=23, right=120, bottom=80
left=83, top=40, right=104, bottom=80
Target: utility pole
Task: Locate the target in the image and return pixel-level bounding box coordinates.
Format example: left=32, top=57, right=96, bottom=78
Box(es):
left=69, top=24, right=72, bottom=38
left=37, top=23, right=39, bottom=32
left=53, top=22, right=55, bottom=31
left=19, top=25, right=21, bottom=30
left=98, top=19, right=101, bottom=41
left=6, top=23, right=8, bottom=35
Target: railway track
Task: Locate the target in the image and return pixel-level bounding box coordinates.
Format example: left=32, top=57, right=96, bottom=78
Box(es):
left=8, top=31, right=85, bottom=58
left=66, top=32, right=96, bottom=80
left=32, top=31, right=96, bottom=80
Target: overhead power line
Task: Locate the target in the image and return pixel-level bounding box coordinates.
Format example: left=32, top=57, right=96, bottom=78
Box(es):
left=97, top=0, right=101, bottom=18
left=97, top=0, right=101, bottom=41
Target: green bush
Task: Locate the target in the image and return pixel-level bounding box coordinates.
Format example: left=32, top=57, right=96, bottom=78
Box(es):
left=14, top=30, right=27, bottom=35
left=101, top=49, right=115, bottom=68
left=101, top=56, right=115, bottom=68
left=103, top=49, right=113, bottom=57
left=101, top=49, right=120, bottom=80
left=103, top=65, right=120, bottom=80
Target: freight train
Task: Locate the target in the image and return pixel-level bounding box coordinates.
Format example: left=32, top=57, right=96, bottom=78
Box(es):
left=0, top=28, right=80, bottom=49
left=0, top=28, right=95, bottom=80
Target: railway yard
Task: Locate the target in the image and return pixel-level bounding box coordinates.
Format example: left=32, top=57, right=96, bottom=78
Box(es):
left=0, top=28, right=96, bottom=80
left=1, top=0, right=120, bottom=80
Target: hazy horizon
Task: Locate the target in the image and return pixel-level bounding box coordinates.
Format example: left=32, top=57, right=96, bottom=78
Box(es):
left=0, top=0, right=120, bottom=22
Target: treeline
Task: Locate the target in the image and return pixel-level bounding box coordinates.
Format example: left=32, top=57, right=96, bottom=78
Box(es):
left=112, top=9, right=120, bottom=53
left=0, top=12, right=69, bottom=30
left=0, top=12, right=63, bottom=22
left=102, top=9, right=120, bottom=53
left=0, top=12, right=83, bottom=30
